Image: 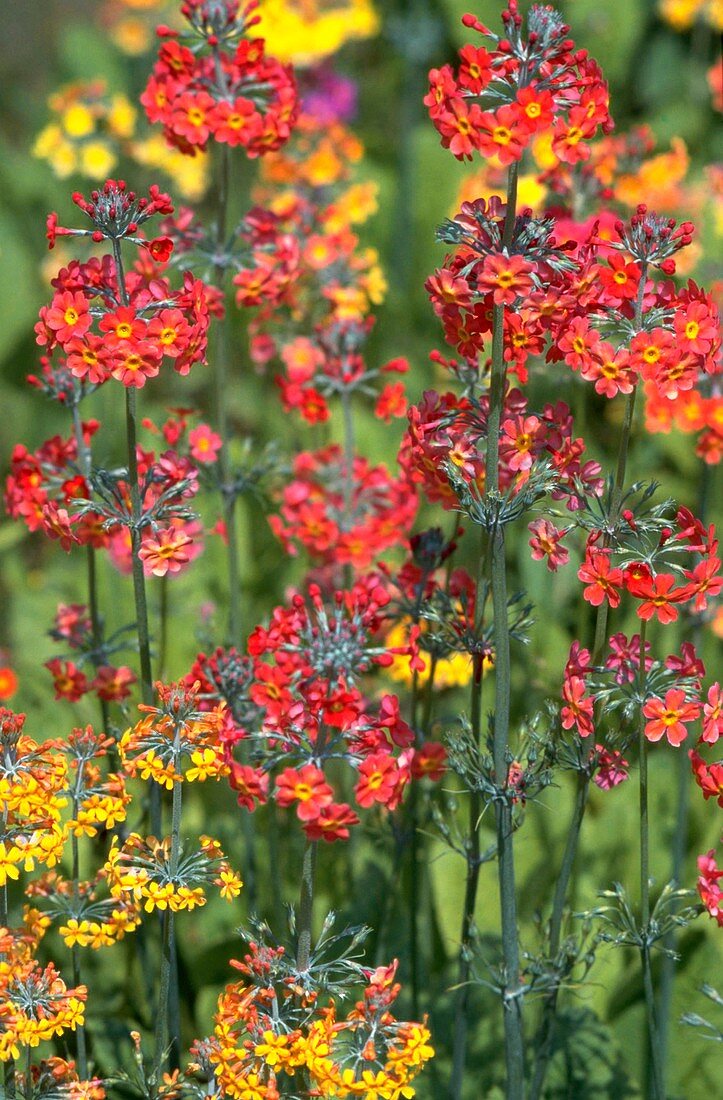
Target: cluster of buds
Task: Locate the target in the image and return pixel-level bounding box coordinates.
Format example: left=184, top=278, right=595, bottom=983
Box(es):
left=141, top=1, right=298, bottom=157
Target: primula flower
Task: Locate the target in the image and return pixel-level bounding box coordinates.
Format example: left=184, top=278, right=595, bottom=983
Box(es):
left=702, top=683, right=723, bottom=745
left=561, top=674, right=595, bottom=738
left=138, top=527, right=194, bottom=577
left=528, top=518, right=569, bottom=571
left=578, top=550, right=623, bottom=608
left=627, top=571, right=690, bottom=624
left=643, top=689, right=701, bottom=746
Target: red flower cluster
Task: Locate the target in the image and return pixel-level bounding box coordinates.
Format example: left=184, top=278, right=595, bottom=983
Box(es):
left=269, top=445, right=418, bottom=569
left=403, top=386, right=602, bottom=512
left=426, top=2, right=612, bottom=165
left=141, top=1, right=297, bottom=157
left=219, top=579, right=443, bottom=841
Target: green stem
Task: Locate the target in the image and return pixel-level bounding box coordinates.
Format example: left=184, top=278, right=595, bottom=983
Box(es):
left=211, top=143, right=243, bottom=646
left=487, top=165, right=525, bottom=1100
left=158, top=576, right=169, bottom=681
left=112, top=238, right=159, bottom=833
left=70, top=824, right=88, bottom=1078
left=153, top=773, right=182, bottom=1075
left=657, top=462, right=715, bottom=1078
left=450, top=651, right=486, bottom=1099
left=296, top=840, right=317, bottom=973
left=1, top=884, right=15, bottom=1096
left=637, top=621, right=665, bottom=1100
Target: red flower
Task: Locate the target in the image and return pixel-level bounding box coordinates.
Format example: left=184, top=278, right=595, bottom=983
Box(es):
left=477, top=253, right=535, bottom=306
left=643, top=690, right=700, bottom=746
left=561, top=674, right=595, bottom=738
left=528, top=519, right=569, bottom=571
left=627, top=572, right=690, bottom=624
left=303, top=801, right=360, bottom=843
left=355, top=752, right=402, bottom=809
left=702, top=683, right=723, bottom=745
left=578, top=550, right=623, bottom=608
left=275, top=765, right=334, bottom=822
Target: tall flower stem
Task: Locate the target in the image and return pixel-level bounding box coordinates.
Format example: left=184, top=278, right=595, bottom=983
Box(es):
left=637, top=621, right=665, bottom=1100
left=211, top=143, right=243, bottom=647
left=657, top=461, right=715, bottom=1081
left=153, top=772, right=182, bottom=1075
left=70, top=778, right=88, bottom=1078
left=111, top=238, right=159, bottom=832
left=450, top=649, right=486, bottom=1098
left=485, top=164, right=525, bottom=1100
left=1, top=881, right=15, bottom=1096
left=296, top=839, right=318, bottom=973
left=530, top=264, right=649, bottom=1100
left=70, top=401, right=110, bottom=734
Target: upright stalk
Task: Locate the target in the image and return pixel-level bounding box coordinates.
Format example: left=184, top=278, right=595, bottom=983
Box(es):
left=1, top=838, right=16, bottom=1096
left=296, top=840, right=318, bottom=972
left=210, top=143, right=243, bottom=646
left=637, top=622, right=665, bottom=1100
left=530, top=263, right=649, bottom=1100
left=486, top=165, right=525, bottom=1100
left=70, top=784, right=88, bottom=1078
left=71, top=400, right=110, bottom=733
left=450, top=650, right=486, bottom=1097
left=154, top=770, right=182, bottom=1074
left=657, top=462, right=715, bottom=1080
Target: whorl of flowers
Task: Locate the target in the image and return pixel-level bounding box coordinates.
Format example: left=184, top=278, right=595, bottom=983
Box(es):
left=426, top=2, right=612, bottom=166
left=141, top=1, right=298, bottom=157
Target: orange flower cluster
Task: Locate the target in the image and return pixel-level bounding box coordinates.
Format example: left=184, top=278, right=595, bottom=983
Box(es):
left=105, top=833, right=242, bottom=912
left=119, top=680, right=229, bottom=788
left=0, top=709, right=67, bottom=887
left=209, top=946, right=433, bottom=1099
left=0, top=928, right=86, bottom=1062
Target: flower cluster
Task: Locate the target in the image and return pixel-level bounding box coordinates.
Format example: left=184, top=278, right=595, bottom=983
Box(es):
left=270, top=445, right=417, bottom=569
left=119, top=680, right=229, bottom=788
left=0, top=947, right=87, bottom=1063
left=38, top=184, right=212, bottom=388
left=141, top=1, right=298, bottom=157
left=426, top=1, right=612, bottom=166
left=104, top=832, right=241, bottom=912
left=33, top=80, right=136, bottom=180
left=208, top=938, right=433, bottom=1099
left=0, top=709, right=67, bottom=887
left=217, top=578, right=445, bottom=840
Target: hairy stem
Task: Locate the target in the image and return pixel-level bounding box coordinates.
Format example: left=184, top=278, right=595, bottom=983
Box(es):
left=296, top=840, right=318, bottom=973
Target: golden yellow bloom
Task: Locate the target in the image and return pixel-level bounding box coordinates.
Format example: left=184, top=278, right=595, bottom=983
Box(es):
left=257, top=0, right=380, bottom=66
left=385, top=621, right=476, bottom=690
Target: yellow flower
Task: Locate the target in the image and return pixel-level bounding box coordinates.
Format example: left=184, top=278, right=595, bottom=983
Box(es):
left=61, top=102, right=95, bottom=139
left=256, top=0, right=380, bottom=66
left=0, top=842, right=21, bottom=886
left=78, top=141, right=118, bottom=179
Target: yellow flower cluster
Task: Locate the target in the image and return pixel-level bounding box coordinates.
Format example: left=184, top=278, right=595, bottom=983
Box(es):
left=104, top=833, right=242, bottom=913
left=118, top=687, right=228, bottom=788
left=256, top=0, right=380, bottom=66
left=659, top=0, right=723, bottom=31
left=0, top=717, right=67, bottom=887
left=34, top=78, right=209, bottom=199
left=213, top=1001, right=433, bottom=1098
left=0, top=952, right=86, bottom=1063
left=33, top=80, right=135, bottom=180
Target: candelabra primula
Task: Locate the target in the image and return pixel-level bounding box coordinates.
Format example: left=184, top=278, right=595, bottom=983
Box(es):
left=141, top=0, right=298, bottom=158
left=206, top=927, right=432, bottom=1100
